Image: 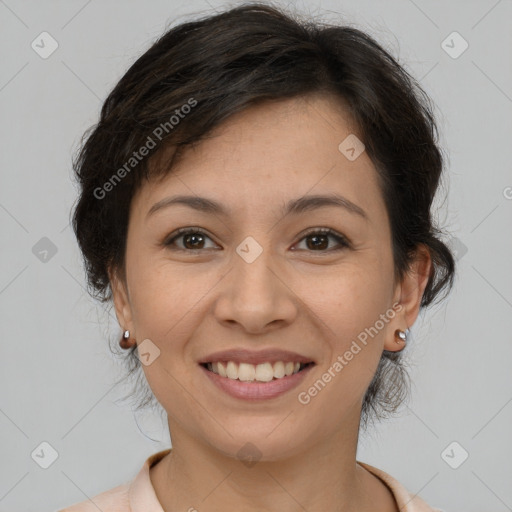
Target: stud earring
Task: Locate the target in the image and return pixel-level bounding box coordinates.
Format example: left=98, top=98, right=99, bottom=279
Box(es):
left=395, top=329, right=407, bottom=344
left=120, top=329, right=132, bottom=349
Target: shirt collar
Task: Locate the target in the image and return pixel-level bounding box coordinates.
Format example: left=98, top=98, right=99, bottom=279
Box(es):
left=128, top=448, right=170, bottom=512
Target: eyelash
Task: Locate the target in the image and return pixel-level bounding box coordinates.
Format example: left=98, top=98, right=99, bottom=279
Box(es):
left=163, top=227, right=350, bottom=253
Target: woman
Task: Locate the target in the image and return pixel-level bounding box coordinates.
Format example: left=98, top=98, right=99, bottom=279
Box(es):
left=61, top=3, right=454, bottom=511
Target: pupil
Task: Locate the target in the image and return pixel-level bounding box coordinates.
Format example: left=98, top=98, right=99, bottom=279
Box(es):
left=185, top=233, right=204, bottom=249
left=307, top=234, right=328, bottom=250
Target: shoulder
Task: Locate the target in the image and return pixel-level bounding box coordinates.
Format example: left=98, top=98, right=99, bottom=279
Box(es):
left=56, top=483, right=130, bottom=511
left=357, top=461, right=443, bottom=512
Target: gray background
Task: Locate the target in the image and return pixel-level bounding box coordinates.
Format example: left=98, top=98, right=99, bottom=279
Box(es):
left=1, top=0, right=511, bottom=511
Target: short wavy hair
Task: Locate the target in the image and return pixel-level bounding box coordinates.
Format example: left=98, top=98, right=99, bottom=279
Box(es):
left=71, top=2, right=455, bottom=431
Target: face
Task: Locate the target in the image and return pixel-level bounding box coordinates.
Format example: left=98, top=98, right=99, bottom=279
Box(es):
left=111, top=94, right=428, bottom=461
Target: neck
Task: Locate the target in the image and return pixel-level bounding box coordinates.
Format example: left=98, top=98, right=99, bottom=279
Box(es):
left=149, top=414, right=397, bottom=512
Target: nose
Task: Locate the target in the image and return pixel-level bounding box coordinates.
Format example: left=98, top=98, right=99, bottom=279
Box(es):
left=213, top=242, right=298, bottom=334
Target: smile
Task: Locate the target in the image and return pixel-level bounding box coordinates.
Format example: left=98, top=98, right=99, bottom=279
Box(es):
left=199, top=361, right=316, bottom=400
left=201, top=361, right=314, bottom=382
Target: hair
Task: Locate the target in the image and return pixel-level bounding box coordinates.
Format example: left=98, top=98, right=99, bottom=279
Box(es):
left=71, top=2, right=455, bottom=431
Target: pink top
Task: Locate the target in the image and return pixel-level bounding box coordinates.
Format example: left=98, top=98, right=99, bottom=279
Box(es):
left=58, top=449, right=441, bottom=511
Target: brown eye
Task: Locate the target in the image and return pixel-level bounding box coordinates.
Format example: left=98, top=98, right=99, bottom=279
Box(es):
left=305, top=233, right=329, bottom=250
left=293, top=229, right=349, bottom=252
left=182, top=232, right=206, bottom=249
left=164, top=228, right=218, bottom=251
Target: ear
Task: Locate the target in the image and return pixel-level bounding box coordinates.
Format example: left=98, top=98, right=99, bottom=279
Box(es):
left=108, top=265, right=136, bottom=344
left=384, top=244, right=432, bottom=352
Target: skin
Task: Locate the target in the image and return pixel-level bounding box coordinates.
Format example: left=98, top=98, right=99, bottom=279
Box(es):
left=110, top=93, right=431, bottom=512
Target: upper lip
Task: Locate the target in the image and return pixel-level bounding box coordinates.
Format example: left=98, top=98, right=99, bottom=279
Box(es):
left=198, top=349, right=316, bottom=365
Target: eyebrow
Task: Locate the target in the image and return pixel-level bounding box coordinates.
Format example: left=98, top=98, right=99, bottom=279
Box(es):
left=146, top=193, right=368, bottom=221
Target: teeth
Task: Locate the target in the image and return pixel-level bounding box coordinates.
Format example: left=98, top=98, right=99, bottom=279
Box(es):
left=217, top=362, right=227, bottom=377
left=226, top=361, right=238, bottom=379
left=238, top=362, right=256, bottom=381
left=255, top=362, right=274, bottom=382
left=273, top=361, right=285, bottom=378
left=206, top=360, right=307, bottom=382
left=286, top=362, right=296, bottom=376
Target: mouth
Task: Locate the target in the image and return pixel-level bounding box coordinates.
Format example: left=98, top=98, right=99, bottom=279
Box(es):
left=199, top=361, right=316, bottom=383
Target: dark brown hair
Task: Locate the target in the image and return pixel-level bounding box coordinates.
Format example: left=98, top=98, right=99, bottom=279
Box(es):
left=71, top=2, right=455, bottom=430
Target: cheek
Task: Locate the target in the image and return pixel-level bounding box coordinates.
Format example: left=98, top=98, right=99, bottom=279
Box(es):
left=126, top=252, right=225, bottom=355
left=293, top=266, right=393, bottom=424
left=299, top=256, right=394, bottom=340
left=293, top=253, right=394, bottom=401
left=125, top=258, right=216, bottom=421
left=129, top=265, right=194, bottom=336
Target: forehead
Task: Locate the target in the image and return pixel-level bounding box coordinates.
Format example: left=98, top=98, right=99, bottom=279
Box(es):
left=132, top=94, right=386, bottom=224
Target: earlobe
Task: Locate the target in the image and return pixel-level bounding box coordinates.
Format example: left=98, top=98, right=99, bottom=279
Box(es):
left=384, top=245, right=432, bottom=352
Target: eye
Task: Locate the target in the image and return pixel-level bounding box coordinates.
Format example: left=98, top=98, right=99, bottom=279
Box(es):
left=292, top=228, right=350, bottom=252
left=163, top=227, right=350, bottom=253
left=164, top=227, right=219, bottom=251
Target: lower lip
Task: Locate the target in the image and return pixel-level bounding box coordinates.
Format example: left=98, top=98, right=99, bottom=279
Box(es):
left=199, top=364, right=314, bottom=401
